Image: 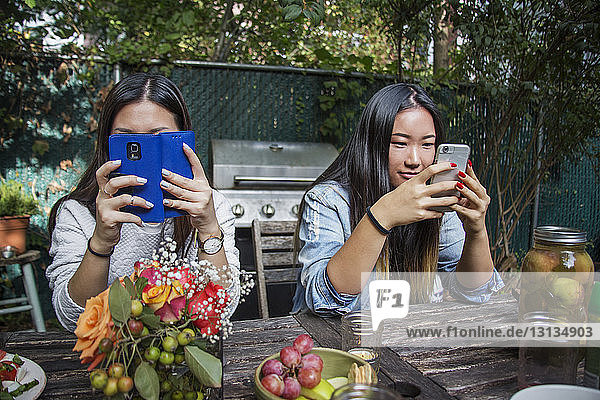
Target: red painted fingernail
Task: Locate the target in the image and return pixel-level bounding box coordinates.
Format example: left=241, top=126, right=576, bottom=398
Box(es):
left=456, top=182, right=464, bottom=189
left=467, top=159, right=472, bottom=167
left=458, top=171, right=466, bottom=178
left=450, top=163, right=457, bottom=167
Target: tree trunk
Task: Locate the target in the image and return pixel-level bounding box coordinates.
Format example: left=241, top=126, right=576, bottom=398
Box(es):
left=396, top=27, right=403, bottom=81
left=212, top=0, right=235, bottom=62
left=433, top=1, right=451, bottom=74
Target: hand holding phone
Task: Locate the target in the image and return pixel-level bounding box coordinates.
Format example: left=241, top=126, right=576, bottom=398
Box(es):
left=108, top=131, right=195, bottom=222
left=430, top=143, right=470, bottom=212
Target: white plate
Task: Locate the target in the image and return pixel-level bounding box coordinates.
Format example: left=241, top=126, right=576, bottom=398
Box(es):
left=510, top=384, right=600, bottom=400
left=1, top=353, right=46, bottom=400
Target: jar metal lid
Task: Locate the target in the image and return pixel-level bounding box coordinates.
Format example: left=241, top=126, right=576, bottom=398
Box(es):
left=533, top=226, right=587, bottom=245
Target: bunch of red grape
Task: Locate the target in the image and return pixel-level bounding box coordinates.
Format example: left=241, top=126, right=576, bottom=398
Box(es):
left=260, top=334, right=324, bottom=398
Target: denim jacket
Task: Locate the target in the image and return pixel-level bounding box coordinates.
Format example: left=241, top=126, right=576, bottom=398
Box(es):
left=291, top=181, right=504, bottom=316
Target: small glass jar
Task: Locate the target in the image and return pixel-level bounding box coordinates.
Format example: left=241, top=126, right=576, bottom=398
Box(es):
left=517, top=312, right=581, bottom=388
left=519, top=226, right=594, bottom=323
left=331, top=383, right=402, bottom=400
left=341, top=311, right=383, bottom=374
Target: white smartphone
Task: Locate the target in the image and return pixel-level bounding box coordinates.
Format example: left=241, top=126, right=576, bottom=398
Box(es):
left=430, top=143, right=471, bottom=212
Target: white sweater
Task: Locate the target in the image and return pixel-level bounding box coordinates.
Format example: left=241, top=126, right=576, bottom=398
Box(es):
left=46, top=189, right=240, bottom=332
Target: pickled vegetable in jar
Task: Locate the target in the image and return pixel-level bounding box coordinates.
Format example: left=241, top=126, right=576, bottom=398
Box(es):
left=518, top=226, right=593, bottom=388
left=519, top=226, right=594, bottom=323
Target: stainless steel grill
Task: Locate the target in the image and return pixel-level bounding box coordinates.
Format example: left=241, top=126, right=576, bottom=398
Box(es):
left=210, top=139, right=338, bottom=319
left=210, top=139, right=339, bottom=228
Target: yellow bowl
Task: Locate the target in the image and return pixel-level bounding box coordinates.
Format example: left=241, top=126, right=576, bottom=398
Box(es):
left=254, top=347, right=377, bottom=400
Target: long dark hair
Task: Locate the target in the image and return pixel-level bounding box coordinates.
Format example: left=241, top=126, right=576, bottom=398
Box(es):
left=298, top=83, right=446, bottom=301
left=48, top=73, right=194, bottom=254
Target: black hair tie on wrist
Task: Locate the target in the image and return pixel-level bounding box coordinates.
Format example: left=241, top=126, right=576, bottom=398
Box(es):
left=87, top=238, right=114, bottom=258
left=366, top=206, right=392, bottom=235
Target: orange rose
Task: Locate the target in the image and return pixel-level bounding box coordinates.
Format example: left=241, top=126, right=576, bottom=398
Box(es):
left=142, top=281, right=184, bottom=311
left=73, top=289, right=113, bottom=360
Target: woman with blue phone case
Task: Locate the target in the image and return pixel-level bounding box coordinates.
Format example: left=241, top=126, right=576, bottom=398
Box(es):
left=46, top=73, right=241, bottom=332
left=292, top=83, right=504, bottom=315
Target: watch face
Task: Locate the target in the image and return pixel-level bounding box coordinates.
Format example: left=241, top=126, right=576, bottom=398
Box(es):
left=202, top=237, right=222, bottom=255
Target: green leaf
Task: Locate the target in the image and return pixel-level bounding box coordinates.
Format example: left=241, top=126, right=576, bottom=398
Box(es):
left=139, top=307, right=161, bottom=329
left=108, top=280, right=131, bottom=325
left=189, top=338, right=209, bottom=350
left=134, top=362, right=160, bottom=400
left=122, top=276, right=136, bottom=299
left=283, top=5, right=302, bottom=21
left=185, top=345, right=222, bottom=388
left=360, top=56, right=373, bottom=71
left=32, top=140, right=49, bottom=156
left=182, top=11, right=194, bottom=26
left=135, top=276, right=148, bottom=298
left=24, top=0, right=36, bottom=8
left=314, top=48, right=332, bottom=61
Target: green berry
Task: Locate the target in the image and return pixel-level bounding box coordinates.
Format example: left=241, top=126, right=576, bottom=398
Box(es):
left=117, top=376, right=134, bottom=393
left=162, top=336, right=178, bottom=352
left=172, top=391, right=184, bottom=400
left=131, top=299, right=143, bottom=317
left=160, top=380, right=173, bottom=392
left=159, top=351, right=175, bottom=365
left=177, top=330, right=193, bottom=346
left=108, top=363, right=125, bottom=378
left=103, top=377, right=119, bottom=396
left=144, top=346, right=160, bottom=362
left=90, top=369, right=108, bottom=389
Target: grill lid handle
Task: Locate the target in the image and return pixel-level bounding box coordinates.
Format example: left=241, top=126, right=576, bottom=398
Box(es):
left=233, top=176, right=314, bottom=185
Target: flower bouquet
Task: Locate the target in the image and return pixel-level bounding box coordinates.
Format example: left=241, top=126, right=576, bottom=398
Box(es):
left=73, top=238, right=253, bottom=400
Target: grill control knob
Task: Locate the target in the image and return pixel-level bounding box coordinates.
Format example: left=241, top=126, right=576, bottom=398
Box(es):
left=261, top=204, right=275, bottom=218
left=292, top=204, right=300, bottom=216
left=231, top=204, right=245, bottom=218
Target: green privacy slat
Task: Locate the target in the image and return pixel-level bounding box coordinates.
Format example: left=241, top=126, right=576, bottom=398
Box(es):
left=1, top=61, right=598, bottom=263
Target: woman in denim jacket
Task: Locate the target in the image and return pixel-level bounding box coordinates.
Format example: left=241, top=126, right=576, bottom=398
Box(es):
left=292, top=83, right=503, bottom=316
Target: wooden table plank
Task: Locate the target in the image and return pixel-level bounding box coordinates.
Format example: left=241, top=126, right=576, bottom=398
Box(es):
left=383, top=296, right=520, bottom=399
left=223, top=316, right=306, bottom=399
left=294, top=313, right=342, bottom=349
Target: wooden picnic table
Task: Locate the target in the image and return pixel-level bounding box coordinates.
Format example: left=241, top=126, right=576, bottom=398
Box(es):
left=0, top=294, right=582, bottom=399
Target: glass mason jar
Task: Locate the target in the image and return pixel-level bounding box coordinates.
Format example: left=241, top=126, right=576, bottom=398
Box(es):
left=518, top=226, right=594, bottom=388
left=341, top=311, right=383, bottom=374
left=331, top=383, right=402, bottom=400
left=517, top=312, right=581, bottom=388
left=519, top=226, right=594, bottom=323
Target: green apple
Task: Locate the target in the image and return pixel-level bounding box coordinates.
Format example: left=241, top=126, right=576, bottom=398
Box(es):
left=326, top=376, right=348, bottom=389
left=300, top=379, right=335, bottom=400
left=549, top=277, right=583, bottom=307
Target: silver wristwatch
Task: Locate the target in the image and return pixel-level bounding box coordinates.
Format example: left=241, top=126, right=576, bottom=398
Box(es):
left=197, top=228, right=224, bottom=255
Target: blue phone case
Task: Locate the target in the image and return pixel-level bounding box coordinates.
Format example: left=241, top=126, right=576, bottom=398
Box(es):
left=108, top=131, right=196, bottom=222
left=161, top=131, right=195, bottom=219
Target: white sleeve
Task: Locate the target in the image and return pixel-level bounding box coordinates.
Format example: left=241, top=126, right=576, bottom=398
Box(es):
left=45, top=200, right=94, bottom=332
left=211, top=189, right=241, bottom=319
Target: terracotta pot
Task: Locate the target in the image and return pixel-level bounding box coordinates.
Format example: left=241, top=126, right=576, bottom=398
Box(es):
left=0, top=215, right=30, bottom=255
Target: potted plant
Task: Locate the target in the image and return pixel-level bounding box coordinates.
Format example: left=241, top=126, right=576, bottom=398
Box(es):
left=0, top=179, right=39, bottom=256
